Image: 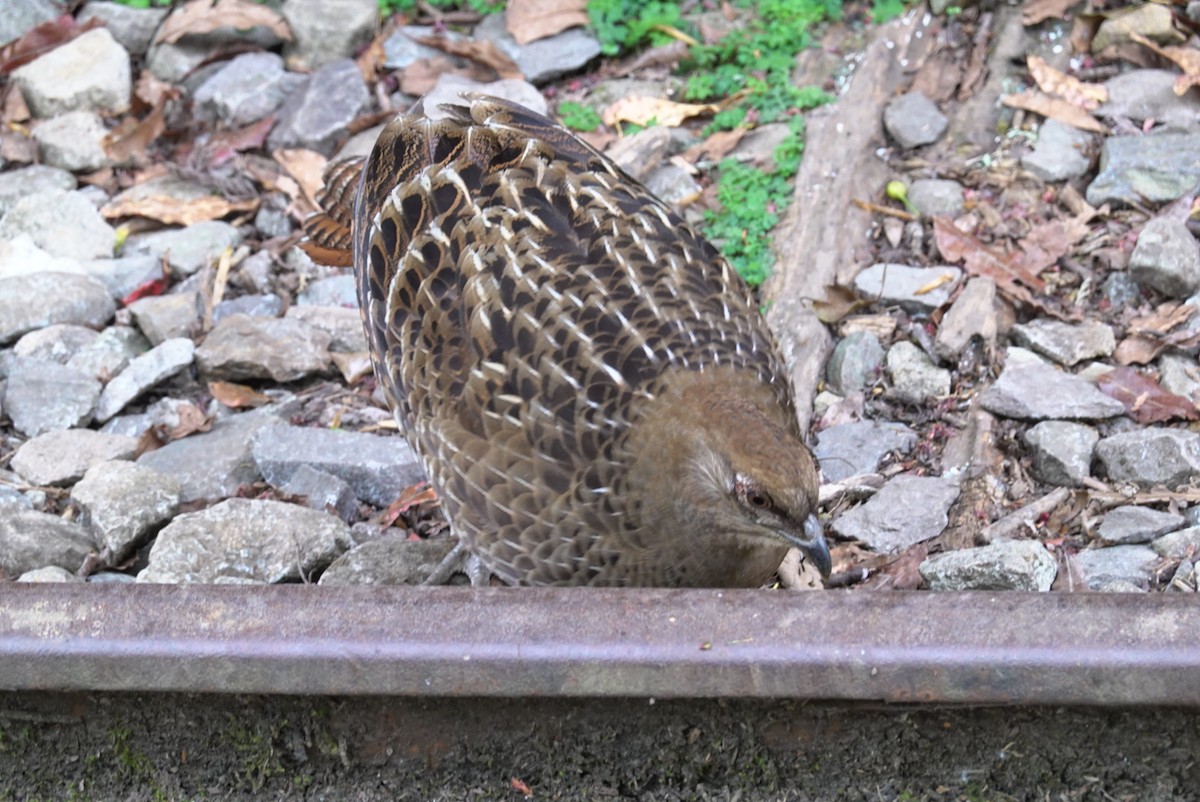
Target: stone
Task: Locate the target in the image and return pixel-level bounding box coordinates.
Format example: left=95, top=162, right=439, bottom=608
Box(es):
left=882, top=91, right=947, bottom=149
left=101, top=397, right=201, bottom=440
left=127, top=291, right=201, bottom=345
left=1152, top=526, right=1200, bottom=559
left=296, top=274, right=358, bottom=307
left=196, top=314, right=331, bottom=382
left=94, top=338, right=195, bottom=422
left=284, top=305, right=367, bottom=352
left=382, top=25, right=468, bottom=70
left=886, top=341, right=951, bottom=404
left=1092, top=3, right=1176, bottom=52
left=3, top=358, right=100, bottom=437
left=1010, top=319, right=1116, bottom=366
left=77, top=2, right=169, bottom=57
left=1021, top=119, right=1095, bottom=182
left=0, top=190, right=116, bottom=260
left=812, top=420, right=916, bottom=482
left=853, top=263, right=962, bottom=312
left=1087, top=132, right=1200, bottom=207
left=0, top=0, right=59, bottom=45
left=1095, top=428, right=1200, bottom=489
left=124, top=221, right=243, bottom=276
left=474, top=12, right=602, bottom=85
left=907, top=179, right=964, bottom=217
left=1128, top=217, right=1200, bottom=298
left=1099, top=70, right=1200, bottom=132
left=14, top=324, right=98, bottom=364
left=193, top=52, right=303, bottom=127
left=644, top=164, right=701, bottom=209
left=283, top=0, right=379, bottom=71
left=1023, top=421, right=1099, bottom=487
left=0, top=165, right=75, bottom=217
left=17, top=566, right=82, bottom=583
left=212, top=293, right=284, bottom=322
left=275, top=464, right=359, bottom=523
left=1098, top=506, right=1185, bottom=545
left=267, top=59, right=369, bottom=156
left=319, top=536, right=458, bottom=586
left=1072, top=545, right=1159, bottom=590
left=11, top=28, right=131, bottom=117
left=254, top=193, right=294, bottom=239
left=934, top=277, right=997, bottom=361
left=919, top=539, right=1057, bottom=591
left=979, top=350, right=1125, bottom=421
left=32, top=111, right=111, bottom=172
left=0, top=507, right=95, bottom=578
left=71, top=461, right=182, bottom=563
left=1101, top=271, right=1144, bottom=308
left=251, top=423, right=426, bottom=507
left=66, top=325, right=149, bottom=382
left=138, top=498, right=351, bottom=584
left=1158, top=354, right=1200, bottom=402
left=84, top=255, right=165, bottom=301
left=10, top=429, right=137, bottom=487
left=824, top=331, right=884, bottom=395
left=830, top=473, right=960, bottom=553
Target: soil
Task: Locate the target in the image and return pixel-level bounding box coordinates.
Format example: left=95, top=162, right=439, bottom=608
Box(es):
left=2, top=693, right=1198, bottom=801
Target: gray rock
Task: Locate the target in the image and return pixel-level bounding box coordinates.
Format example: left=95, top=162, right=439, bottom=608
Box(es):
left=138, top=498, right=351, bottom=584
left=824, top=330, right=884, bottom=395
left=1098, top=506, right=1185, bottom=545
left=919, top=539, right=1057, bottom=591
left=319, top=536, right=457, bottom=586
left=382, top=25, right=468, bottom=70
left=882, top=91, right=947, bottom=149
left=3, top=358, right=100, bottom=437
left=1159, top=354, right=1200, bottom=402
left=853, top=263, right=962, bottom=312
left=71, top=460, right=182, bottom=562
left=124, top=221, right=243, bottom=276
left=0, top=165, right=76, bottom=217
left=474, top=12, right=602, bottom=85
left=1099, top=69, right=1200, bottom=132
left=196, top=314, right=330, bottom=382
left=12, top=28, right=131, bottom=117
left=726, top=123, right=792, bottom=172
left=1023, top=421, right=1098, bottom=487
left=66, top=325, right=148, bottom=382
left=907, top=179, right=964, bottom=217
left=0, top=484, right=33, bottom=510
left=1096, top=428, right=1200, bottom=488
left=101, top=397, right=199, bottom=440
left=284, top=305, right=367, bottom=352
left=94, top=337, right=195, bottom=422
left=0, top=507, right=95, bottom=578
left=1021, top=119, right=1095, bottom=182
left=1087, top=132, right=1200, bottom=207
left=0, top=236, right=87, bottom=281
left=253, top=193, right=293, bottom=239
left=0, top=190, right=116, bottom=260
left=193, top=52, right=303, bottom=127
left=1010, top=319, right=1116, bottom=366
left=1072, top=545, right=1159, bottom=590
left=296, top=274, right=358, bottom=307
left=934, top=277, right=997, bottom=361
left=267, top=59, right=369, bottom=156
left=1128, top=217, right=1200, bottom=298
left=10, top=429, right=137, bottom=487
left=0, top=0, right=59, bottom=46
left=82, top=255, right=163, bottom=300
left=1101, top=271, right=1144, bottom=308
left=886, top=341, right=951, bottom=404
left=17, top=565, right=82, bottom=583
left=86, top=571, right=137, bottom=584
left=145, top=39, right=212, bottom=84
left=587, top=79, right=667, bottom=109
left=14, top=324, right=98, bottom=364
left=212, top=293, right=284, bottom=323
left=127, top=291, right=201, bottom=345
left=830, top=473, right=960, bottom=553
left=1152, top=525, right=1200, bottom=559
left=276, top=464, right=359, bottom=523
left=77, top=2, right=170, bottom=57
left=980, top=350, right=1125, bottom=421
left=283, top=0, right=378, bottom=71
left=252, top=424, right=426, bottom=507
left=32, top=111, right=111, bottom=172
left=813, top=420, right=916, bottom=482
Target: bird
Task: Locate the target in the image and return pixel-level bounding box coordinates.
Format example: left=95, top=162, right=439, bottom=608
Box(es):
left=303, top=94, right=829, bottom=587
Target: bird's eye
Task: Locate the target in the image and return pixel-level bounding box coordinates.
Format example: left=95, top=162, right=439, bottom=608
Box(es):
left=748, top=492, right=770, bottom=509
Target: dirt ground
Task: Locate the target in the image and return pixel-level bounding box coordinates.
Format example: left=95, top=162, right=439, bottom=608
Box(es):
left=1, top=693, right=1198, bottom=801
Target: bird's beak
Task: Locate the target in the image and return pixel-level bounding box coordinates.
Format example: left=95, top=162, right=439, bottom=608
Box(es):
left=780, top=514, right=831, bottom=579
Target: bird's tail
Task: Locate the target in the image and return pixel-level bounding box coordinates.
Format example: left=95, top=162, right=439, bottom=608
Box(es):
left=300, top=155, right=365, bottom=267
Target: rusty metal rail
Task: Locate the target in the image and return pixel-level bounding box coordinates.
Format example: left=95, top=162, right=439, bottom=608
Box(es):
left=1, top=585, right=1198, bottom=705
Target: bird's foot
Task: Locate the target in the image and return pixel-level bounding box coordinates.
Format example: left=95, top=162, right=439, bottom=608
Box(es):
left=422, top=540, right=493, bottom=587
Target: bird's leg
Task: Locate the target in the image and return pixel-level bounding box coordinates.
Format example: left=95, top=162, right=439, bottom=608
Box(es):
left=422, top=539, right=493, bottom=586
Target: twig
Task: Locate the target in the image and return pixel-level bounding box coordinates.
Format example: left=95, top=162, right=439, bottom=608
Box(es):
left=980, top=487, right=1071, bottom=543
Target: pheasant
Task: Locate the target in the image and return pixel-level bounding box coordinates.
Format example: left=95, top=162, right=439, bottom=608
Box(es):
left=303, top=95, right=829, bottom=587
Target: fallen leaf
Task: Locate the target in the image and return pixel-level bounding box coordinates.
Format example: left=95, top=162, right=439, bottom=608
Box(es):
left=331, top=351, right=373, bottom=384
left=121, top=275, right=171, bottom=307
left=860, top=543, right=928, bottom=591
left=208, top=380, right=273, bottom=409
left=379, top=482, right=440, bottom=527
left=399, top=56, right=460, bottom=96
left=273, top=148, right=327, bottom=209
left=1022, top=0, right=1078, bottom=26
left=510, top=777, right=534, bottom=799
left=1130, top=33, right=1200, bottom=96
left=2, top=85, right=29, bottom=124
left=133, top=70, right=175, bottom=109
left=416, top=35, right=522, bottom=79
left=1027, top=55, right=1107, bottom=109
left=680, top=127, right=746, bottom=164
left=1001, top=90, right=1108, bottom=133
left=1096, top=367, right=1199, bottom=424
left=933, top=216, right=1046, bottom=292
left=812, top=285, right=867, bottom=324
left=205, top=115, right=277, bottom=163
left=1114, top=301, right=1200, bottom=364
left=611, top=40, right=690, bottom=78
left=602, top=95, right=726, bottom=127
left=155, top=0, right=292, bottom=45
left=506, top=0, right=588, bottom=45
left=103, top=97, right=171, bottom=166
left=102, top=194, right=258, bottom=226
left=0, top=15, right=102, bottom=75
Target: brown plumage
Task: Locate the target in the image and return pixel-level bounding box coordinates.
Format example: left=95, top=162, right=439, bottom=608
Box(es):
left=304, top=95, right=829, bottom=587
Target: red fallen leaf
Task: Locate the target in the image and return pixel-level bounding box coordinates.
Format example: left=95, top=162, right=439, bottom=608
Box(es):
left=379, top=482, right=440, bottom=528
left=122, top=276, right=171, bottom=306
left=510, top=777, right=533, bottom=798
left=0, top=15, right=103, bottom=75
left=1096, top=366, right=1200, bottom=424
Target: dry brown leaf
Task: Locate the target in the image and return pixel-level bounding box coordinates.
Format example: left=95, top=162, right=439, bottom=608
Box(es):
left=133, top=70, right=175, bottom=109
left=273, top=148, right=327, bottom=210
left=611, top=40, right=690, bottom=78
left=399, top=56, right=460, bottom=95
left=103, top=99, right=170, bottom=166
left=1001, top=90, right=1108, bottom=133
left=155, top=0, right=292, bottom=45
left=101, top=194, right=258, bottom=226
left=680, top=128, right=745, bottom=164
left=0, top=15, right=102, bottom=75
left=1130, top=33, right=1200, bottom=96
left=1022, top=0, right=1078, bottom=26
left=1114, top=301, right=1200, bottom=364
left=506, top=0, right=588, bottom=45
left=1027, top=54, right=1107, bottom=109
left=2, top=85, right=29, bottom=124
left=166, top=403, right=213, bottom=441
left=602, top=95, right=725, bottom=127
left=416, top=35, right=522, bottom=79
left=1096, top=367, right=1200, bottom=424
left=933, top=216, right=1046, bottom=292
left=812, top=285, right=867, bottom=324
left=208, top=381, right=273, bottom=409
